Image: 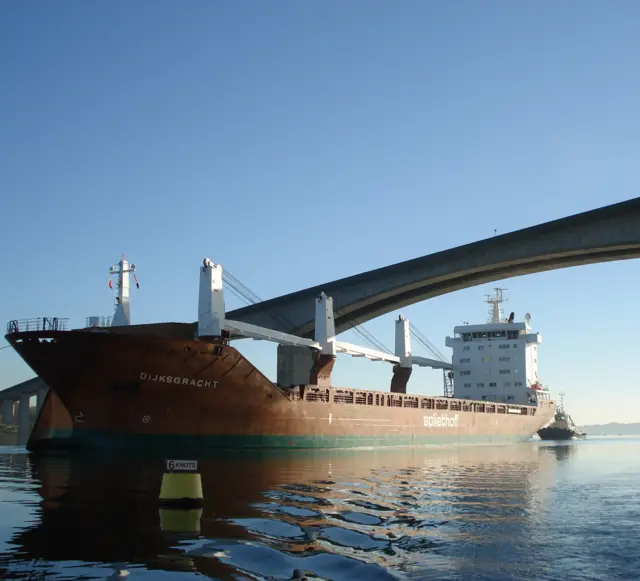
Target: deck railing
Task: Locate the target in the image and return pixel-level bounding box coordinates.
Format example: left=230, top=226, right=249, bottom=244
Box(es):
left=288, top=385, right=537, bottom=416
left=84, top=316, right=113, bottom=328
left=6, top=317, right=70, bottom=334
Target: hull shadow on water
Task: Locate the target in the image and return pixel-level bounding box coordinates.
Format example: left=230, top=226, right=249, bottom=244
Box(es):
left=0, top=443, right=582, bottom=580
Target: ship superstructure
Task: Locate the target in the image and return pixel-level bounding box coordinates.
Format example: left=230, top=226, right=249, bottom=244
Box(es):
left=446, top=288, right=551, bottom=406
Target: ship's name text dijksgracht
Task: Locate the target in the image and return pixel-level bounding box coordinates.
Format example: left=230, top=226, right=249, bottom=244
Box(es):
left=139, top=372, right=217, bottom=388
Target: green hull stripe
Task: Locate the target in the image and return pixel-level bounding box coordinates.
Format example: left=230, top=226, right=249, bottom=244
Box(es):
left=30, top=428, right=533, bottom=451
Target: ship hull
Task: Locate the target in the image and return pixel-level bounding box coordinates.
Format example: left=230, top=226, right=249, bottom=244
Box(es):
left=6, top=329, right=556, bottom=453
left=28, top=423, right=547, bottom=452
left=537, top=427, right=585, bottom=441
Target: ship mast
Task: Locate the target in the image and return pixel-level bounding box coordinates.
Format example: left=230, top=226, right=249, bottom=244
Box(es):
left=558, top=391, right=566, bottom=413
left=485, top=287, right=507, bottom=323
left=109, top=254, right=138, bottom=327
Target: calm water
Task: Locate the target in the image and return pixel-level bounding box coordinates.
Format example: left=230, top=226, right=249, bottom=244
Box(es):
left=0, top=438, right=638, bottom=581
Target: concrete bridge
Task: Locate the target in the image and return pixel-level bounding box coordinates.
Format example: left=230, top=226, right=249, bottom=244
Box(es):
left=0, top=377, right=48, bottom=446
left=226, top=197, right=640, bottom=337
left=3, top=197, right=640, bottom=431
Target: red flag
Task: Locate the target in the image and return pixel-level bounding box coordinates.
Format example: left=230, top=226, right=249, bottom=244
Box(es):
left=108, top=280, right=113, bottom=289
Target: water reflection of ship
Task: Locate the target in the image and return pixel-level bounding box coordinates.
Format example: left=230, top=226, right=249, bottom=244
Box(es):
left=539, top=442, right=579, bottom=463
left=11, top=452, right=338, bottom=578
left=5, top=446, right=547, bottom=580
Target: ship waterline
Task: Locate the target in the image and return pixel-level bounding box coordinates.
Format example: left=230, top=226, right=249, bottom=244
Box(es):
left=6, top=329, right=555, bottom=452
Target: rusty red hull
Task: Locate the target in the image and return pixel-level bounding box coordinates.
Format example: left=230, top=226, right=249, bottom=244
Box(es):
left=5, top=329, right=555, bottom=452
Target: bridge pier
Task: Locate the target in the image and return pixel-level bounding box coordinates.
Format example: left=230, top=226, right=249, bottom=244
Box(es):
left=17, top=393, right=31, bottom=447
left=36, top=388, right=48, bottom=415
left=277, top=345, right=314, bottom=387
left=1, top=400, right=15, bottom=425
left=1, top=378, right=53, bottom=447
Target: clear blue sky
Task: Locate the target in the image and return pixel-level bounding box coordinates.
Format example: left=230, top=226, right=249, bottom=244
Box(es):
left=1, top=0, right=639, bottom=425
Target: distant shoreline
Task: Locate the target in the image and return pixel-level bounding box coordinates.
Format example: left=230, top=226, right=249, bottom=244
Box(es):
left=577, top=422, right=640, bottom=436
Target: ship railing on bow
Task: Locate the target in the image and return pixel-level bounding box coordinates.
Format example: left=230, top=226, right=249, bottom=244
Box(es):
left=6, top=317, right=70, bottom=334
left=84, top=316, right=113, bottom=328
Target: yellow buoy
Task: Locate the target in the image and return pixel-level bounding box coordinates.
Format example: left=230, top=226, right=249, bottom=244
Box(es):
left=159, top=459, right=203, bottom=508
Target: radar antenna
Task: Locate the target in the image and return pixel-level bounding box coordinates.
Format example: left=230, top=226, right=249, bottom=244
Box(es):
left=485, top=287, right=507, bottom=323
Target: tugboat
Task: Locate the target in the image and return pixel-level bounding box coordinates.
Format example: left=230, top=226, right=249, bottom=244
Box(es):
left=537, top=392, right=586, bottom=441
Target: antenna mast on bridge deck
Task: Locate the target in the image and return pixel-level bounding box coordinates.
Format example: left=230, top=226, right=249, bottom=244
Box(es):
left=485, top=287, right=507, bottom=323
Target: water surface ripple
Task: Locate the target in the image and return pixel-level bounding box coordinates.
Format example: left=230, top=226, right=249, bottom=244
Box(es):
left=0, top=438, right=638, bottom=580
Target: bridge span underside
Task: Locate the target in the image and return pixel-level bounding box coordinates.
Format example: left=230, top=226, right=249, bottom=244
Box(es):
left=226, top=197, right=640, bottom=338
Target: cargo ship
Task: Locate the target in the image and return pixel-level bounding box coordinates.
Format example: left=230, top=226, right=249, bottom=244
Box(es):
left=5, top=256, right=555, bottom=452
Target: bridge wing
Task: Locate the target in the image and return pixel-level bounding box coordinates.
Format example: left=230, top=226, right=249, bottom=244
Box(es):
left=222, top=197, right=640, bottom=338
